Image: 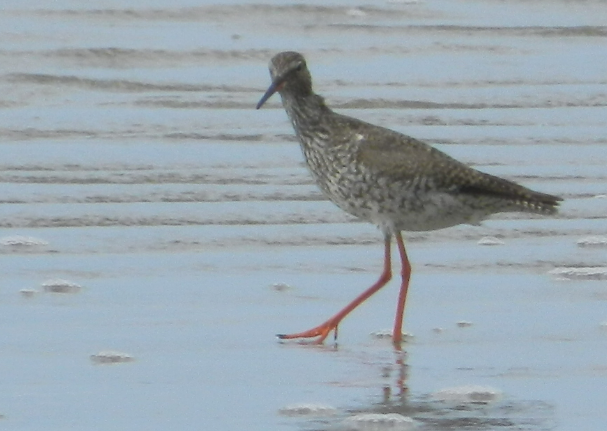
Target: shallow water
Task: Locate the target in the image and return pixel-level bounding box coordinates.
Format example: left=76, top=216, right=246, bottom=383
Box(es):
left=1, top=0, right=607, bottom=430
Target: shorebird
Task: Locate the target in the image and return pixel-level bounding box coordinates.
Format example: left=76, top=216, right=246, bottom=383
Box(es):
left=256, top=51, right=561, bottom=345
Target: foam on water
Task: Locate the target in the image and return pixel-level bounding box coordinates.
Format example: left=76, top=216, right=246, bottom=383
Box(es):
left=432, top=385, right=502, bottom=404
left=477, top=236, right=505, bottom=246
left=270, top=282, right=292, bottom=291
left=370, top=329, right=414, bottom=341
left=456, top=320, right=473, bottom=328
left=0, top=235, right=48, bottom=246
left=549, top=267, right=607, bottom=281
left=343, top=413, right=416, bottom=431
left=278, top=403, right=337, bottom=417
left=577, top=236, right=607, bottom=248
left=41, top=279, right=83, bottom=293
left=90, top=351, right=135, bottom=365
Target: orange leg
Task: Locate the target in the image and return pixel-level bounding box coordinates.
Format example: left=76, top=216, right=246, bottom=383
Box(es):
left=392, top=232, right=411, bottom=346
left=278, top=234, right=393, bottom=343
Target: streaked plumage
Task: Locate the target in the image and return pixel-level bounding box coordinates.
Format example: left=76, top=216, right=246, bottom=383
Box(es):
left=257, top=51, right=561, bottom=345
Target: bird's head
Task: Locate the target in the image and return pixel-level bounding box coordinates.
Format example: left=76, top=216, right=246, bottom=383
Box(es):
left=256, top=51, right=312, bottom=109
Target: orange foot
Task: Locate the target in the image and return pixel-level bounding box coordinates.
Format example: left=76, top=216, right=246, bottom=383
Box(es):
left=277, top=320, right=338, bottom=344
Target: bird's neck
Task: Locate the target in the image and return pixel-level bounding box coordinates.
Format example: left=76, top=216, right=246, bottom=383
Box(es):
left=280, top=91, right=330, bottom=131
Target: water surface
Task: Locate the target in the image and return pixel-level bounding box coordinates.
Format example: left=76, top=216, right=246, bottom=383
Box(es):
left=1, top=1, right=606, bottom=430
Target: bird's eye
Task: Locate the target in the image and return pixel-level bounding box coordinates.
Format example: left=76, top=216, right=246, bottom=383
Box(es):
left=295, top=63, right=303, bottom=72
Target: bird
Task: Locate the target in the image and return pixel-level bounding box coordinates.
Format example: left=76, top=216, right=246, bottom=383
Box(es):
left=256, top=51, right=561, bottom=345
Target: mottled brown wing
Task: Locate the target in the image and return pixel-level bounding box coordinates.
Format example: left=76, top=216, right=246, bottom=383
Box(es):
left=346, top=116, right=561, bottom=209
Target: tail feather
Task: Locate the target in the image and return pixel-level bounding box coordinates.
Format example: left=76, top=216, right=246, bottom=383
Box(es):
left=459, top=183, right=562, bottom=215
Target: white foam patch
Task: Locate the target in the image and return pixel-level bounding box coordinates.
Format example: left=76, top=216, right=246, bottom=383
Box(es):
left=270, top=282, right=292, bottom=291
left=549, top=267, right=607, bottom=281
left=577, top=236, right=607, bottom=248
left=370, top=329, right=414, bottom=341
left=477, top=236, right=504, bottom=246
left=278, top=403, right=337, bottom=417
left=346, top=9, right=367, bottom=17
left=343, top=413, right=416, bottom=431
left=0, top=235, right=48, bottom=246
left=90, top=351, right=134, bottom=364
left=41, top=279, right=83, bottom=293
left=432, top=385, right=501, bottom=404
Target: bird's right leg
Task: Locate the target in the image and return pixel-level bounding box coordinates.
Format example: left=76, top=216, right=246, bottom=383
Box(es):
left=392, top=231, right=412, bottom=347
left=277, top=234, right=393, bottom=343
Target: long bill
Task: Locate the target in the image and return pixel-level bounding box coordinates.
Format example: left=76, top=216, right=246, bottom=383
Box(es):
left=256, top=78, right=284, bottom=109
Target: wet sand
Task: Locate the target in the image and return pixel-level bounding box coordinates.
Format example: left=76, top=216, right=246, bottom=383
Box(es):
left=1, top=1, right=607, bottom=430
